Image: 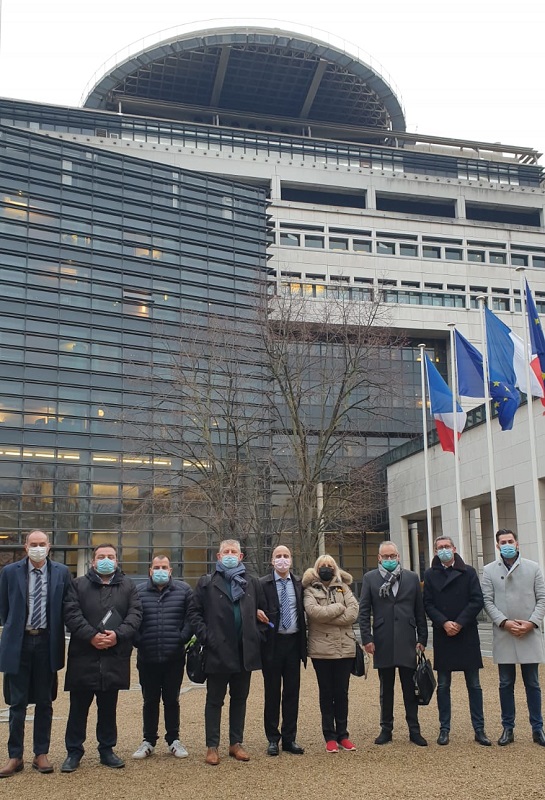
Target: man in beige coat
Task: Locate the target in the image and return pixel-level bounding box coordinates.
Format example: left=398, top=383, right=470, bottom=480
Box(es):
left=482, top=528, right=545, bottom=746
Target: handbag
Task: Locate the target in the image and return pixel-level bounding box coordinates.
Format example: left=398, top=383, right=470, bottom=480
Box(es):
left=351, top=643, right=368, bottom=678
left=413, top=649, right=436, bottom=705
left=185, top=639, right=207, bottom=684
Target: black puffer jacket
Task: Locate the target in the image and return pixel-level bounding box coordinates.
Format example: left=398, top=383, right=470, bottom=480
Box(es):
left=64, top=568, right=142, bottom=691
left=135, top=578, right=193, bottom=663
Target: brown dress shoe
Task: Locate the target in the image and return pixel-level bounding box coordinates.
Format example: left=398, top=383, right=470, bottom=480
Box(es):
left=0, top=758, right=24, bottom=778
left=228, top=743, right=250, bottom=762
left=205, top=747, right=220, bottom=766
left=32, top=755, right=54, bottom=774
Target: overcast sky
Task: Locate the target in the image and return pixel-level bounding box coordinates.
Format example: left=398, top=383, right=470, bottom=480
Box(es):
left=1, top=0, right=544, bottom=161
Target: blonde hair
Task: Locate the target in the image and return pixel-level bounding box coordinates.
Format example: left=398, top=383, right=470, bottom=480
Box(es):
left=313, top=553, right=341, bottom=580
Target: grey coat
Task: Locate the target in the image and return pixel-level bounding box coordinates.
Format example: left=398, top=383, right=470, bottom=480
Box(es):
left=359, top=568, right=428, bottom=670
left=482, top=556, right=545, bottom=664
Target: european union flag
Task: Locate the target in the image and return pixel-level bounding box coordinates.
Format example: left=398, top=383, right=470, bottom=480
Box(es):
left=485, top=307, right=520, bottom=431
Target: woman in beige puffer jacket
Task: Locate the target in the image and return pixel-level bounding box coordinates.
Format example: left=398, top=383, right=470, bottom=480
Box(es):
left=303, top=554, right=359, bottom=752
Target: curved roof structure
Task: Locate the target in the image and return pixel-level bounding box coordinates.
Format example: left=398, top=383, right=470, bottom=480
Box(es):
left=83, top=25, right=406, bottom=136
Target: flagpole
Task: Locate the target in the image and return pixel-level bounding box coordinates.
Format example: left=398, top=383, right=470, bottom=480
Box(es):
left=419, top=344, right=434, bottom=564
left=448, top=323, right=465, bottom=561
left=477, top=296, right=499, bottom=533
left=516, top=268, right=545, bottom=568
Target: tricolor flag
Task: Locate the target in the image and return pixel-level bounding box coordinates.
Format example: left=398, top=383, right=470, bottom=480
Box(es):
left=484, top=307, right=521, bottom=430
left=525, top=279, right=545, bottom=405
left=425, top=355, right=466, bottom=453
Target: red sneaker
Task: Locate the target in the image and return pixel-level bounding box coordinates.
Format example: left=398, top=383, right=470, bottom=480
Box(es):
left=325, top=741, right=339, bottom=753
left=339, top=738, right=356, bottom=751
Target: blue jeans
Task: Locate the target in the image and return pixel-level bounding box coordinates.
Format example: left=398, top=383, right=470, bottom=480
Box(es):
left=498, top=663, right=543, bottom=732
left=437, top=669, right=484, bottom=732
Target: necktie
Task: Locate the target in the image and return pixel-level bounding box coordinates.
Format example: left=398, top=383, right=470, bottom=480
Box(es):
left=30, top=568, right=45, bottom=628
left=279, top=578, right=292, bottom=630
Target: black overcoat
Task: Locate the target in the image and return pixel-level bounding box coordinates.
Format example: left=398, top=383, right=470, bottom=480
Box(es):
left=423, top=554, right=483, bottom=672
left=64, top=568, right=143, bottom=691
left=259, top=571, right=307, bottom=667
left=188, top=570, right=266, bottom=674
left=359, top=568, right=428, bottom=670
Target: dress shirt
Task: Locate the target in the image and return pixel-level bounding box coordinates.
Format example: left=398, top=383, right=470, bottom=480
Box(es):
left=26, top=559, right=48, bottom=629
left=274, top=571, right=299, bottom=634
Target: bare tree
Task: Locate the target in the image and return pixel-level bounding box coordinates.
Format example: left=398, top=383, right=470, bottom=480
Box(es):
left=263, top=288, right=399, bottom=569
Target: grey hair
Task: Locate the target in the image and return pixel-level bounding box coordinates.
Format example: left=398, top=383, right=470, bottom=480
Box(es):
left=378, top=540, right=399, bottom=555
left=434, top=535, right=455, bottom=549
left=218, top=539, right=241, bottom=553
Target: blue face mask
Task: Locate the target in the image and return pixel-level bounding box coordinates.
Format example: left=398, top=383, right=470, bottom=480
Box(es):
left=151, top=569, right=170, bottom=585
left=381, top=559, right=398, bottom=572
left=221, top=555, right=240, bottom=569
left=500, top=543, right=518, bottom=559
left=96, top=557, right=116, bottom=575
left=437, top=548, right=454, bottom=563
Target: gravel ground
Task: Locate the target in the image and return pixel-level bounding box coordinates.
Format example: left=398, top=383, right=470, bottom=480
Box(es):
left=0, top=655, right=543, bottom=800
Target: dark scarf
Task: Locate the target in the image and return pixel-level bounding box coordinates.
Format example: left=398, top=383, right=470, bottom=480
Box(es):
left=378, top=563, right=402, bottom=597
left=215, top=560, right=247, bottom=601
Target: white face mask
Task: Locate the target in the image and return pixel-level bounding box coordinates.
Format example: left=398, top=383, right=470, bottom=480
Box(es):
left=274, top=556, right=291, bottom=571
left=28, top=545, right=48, bottom=563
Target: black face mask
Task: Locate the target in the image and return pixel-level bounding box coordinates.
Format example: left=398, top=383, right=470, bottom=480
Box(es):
left=318, top=567, right=334, bottom=582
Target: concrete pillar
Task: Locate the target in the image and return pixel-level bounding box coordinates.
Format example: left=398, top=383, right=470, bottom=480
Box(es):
left=366, top=186, right=376, bottom=210
left=409, top=522, right=420, bottom=574
left=270, top=174, right=282, bottom=202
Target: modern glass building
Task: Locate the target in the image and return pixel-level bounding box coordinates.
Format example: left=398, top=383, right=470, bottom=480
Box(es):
left=0, top=23, right=543, bottom=578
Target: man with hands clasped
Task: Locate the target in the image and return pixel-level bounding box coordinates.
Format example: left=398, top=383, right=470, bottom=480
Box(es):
left=482, top=528, right=545, bottom=746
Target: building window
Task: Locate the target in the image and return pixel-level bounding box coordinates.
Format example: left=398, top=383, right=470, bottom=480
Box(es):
left=279, top=232, right=300, bottom=246
left=445, top=248, right=462, bottom=261
left=399, top=243, right=418, bottom=257
left=377, top=242, right=396, bottom=255
left=304, top=235, right=324, bottom=249
left=423, top=246, right=440, bottom=259
left=490, top=252, right=507, bottom=265
left=468, top=250, right=485, bottom=263
left=511, top=254, right=528, bottom=267
left=533, top=256, right=545, bottom=269
left=353, top=239, right=372, bottom=253
left=329, top=237, right=349, bottom=251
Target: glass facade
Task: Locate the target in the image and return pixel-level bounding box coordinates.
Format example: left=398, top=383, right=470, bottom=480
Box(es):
left=0, top=121, right=269, bottom=578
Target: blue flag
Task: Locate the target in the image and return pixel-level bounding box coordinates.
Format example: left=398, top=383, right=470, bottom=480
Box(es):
left=484, top=307, right=520, bottom=430
left=455, top=324, right=519, bottom=431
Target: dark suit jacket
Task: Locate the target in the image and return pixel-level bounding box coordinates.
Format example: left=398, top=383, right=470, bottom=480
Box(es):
left=359, top=568, right=428, bottom=670
left=423, top=554, right=483, bottom=672
left=0, top=556, right=72, bottom=674
left=260, top=571, right=307, bottom=667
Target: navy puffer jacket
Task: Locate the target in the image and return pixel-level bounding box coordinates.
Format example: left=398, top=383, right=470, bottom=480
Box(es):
left=136, top=578, right=193, bottom=663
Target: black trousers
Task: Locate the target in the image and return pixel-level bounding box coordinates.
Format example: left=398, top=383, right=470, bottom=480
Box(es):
left=65, top=689, right=119, bottom=758
left=312, top=657, right=353, bottom=742
left=205, top=670, right=252, bottom=748
left=6, top=632, right=53, bottom=758
left=262, top=633, right=301, bottom=744
left=378, top=666, right=420, bottom=733
left=137, top=657, right=184, bottom=746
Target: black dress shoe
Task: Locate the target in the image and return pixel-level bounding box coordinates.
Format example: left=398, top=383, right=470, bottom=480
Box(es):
left=282, top=741, right=304, bottom=755
left=474, top=730, right=492, bottom=746
left=267, top=741, right=279, bottom=756
left=498, top=728, right=514, bottom=746
left=60, top=755, right=81, bottom=773
left=437, top=729, right=449, bottom=745
left=99, top=750, right=125, bottom=769
left=374, top=729, right=392, bottom=745
left=532, top=729, right=545, bottom=746
left=409, top=732, right=428, bottom=747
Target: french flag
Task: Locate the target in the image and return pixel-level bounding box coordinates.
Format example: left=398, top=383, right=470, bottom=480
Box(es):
left=425, top=355, right=467, bottom=453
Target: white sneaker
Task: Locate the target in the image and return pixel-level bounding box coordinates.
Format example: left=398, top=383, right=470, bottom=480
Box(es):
left=132, top=741, right=155, bottom=759
left=169, top=739, right=189, bottom=758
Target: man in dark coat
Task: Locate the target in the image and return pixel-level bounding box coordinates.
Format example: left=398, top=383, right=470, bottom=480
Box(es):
left=132, top=555, right=193, bottom=760
left=61, top=543, right=142, bottom=773
left=359, top=540, right=428, bottom=746
left=188, top=539, right=267, bottom=766
left=260, top=544, right=307, bottom=756
left=0, top=530, right=71, bottom=777
left=423, top=535, right=491, bottom=746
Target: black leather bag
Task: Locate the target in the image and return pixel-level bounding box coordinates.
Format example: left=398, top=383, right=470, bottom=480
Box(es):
left=413, top=650, right=436, bottom=705
left=351, top=643, right=367, bottom=678
left=186, top=640, right=207, bottom=684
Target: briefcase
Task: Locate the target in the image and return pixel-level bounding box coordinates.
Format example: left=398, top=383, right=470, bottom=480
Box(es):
left=186, top=639, right=207, bottom=684
left=413, top=650, right=436, bottom=705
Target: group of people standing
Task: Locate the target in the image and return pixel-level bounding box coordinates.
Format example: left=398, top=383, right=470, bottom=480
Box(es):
left=0, top=528, right=544, bottom=777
